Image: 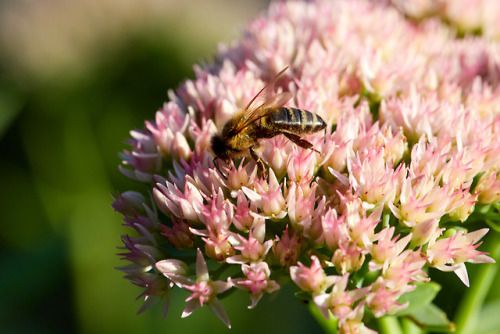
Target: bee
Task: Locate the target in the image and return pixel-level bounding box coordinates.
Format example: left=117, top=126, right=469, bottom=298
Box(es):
left=211, top=66, right=326, bottom=177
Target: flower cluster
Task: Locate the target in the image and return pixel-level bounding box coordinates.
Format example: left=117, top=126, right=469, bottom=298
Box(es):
left=113, top=0, right=499, bottom=332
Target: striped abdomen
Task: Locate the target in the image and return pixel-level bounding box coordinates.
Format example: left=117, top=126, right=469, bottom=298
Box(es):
left=270, top=107, right=326, bottom=134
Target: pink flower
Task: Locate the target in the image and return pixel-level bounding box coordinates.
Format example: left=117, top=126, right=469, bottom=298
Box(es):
left=286, top=147, right=319, bottom=182
left=131, top=274, right=173, bottom=318
left=352, top=121, right=407, bottom=166
left=260, top=136, right=290, bottom=179
left=321, top=208, right=350, bottom=250
left=113, top=0, right=498, bottom=330
left=119, top=130, right=162, bottom=182
left=226, top=231, right=273, bottom=264
left=111, top=191, right=146, bottom=216
left=383, top=250, right=428, bottom=292
left=146, top=101, right=191, bottom=160
left=155, top=258, right=189, bottom=283
left=199, top=187, right=233, bottom=232
left=201, top=228, right=236, bottom=262
left=232, top=261, right=280, bottom=308
left=347, top=205, right=382, bottom=248
left=369, top=227, right=413, bottom=272
left=162, top=249, right=232, bottom=328
left=444, top=0, right=485, bottom=32
left=313, top=274, right=370, bottom=322
left=426, top=228, right=494, bottom=286
left=225, top=159, right=257, bottom=195
left=338, top=301, right=377, bottom=334
left=389, top=0, right=444, bottom=22
left=272, top=226, right=301, bottom=267
left=409, top=218, right=443, bottom=248
left=389, top=172, right=449, bottom=227
left=331, top=242, right=366, bottom=274
left=474, top=168, right=500, bottom=204
left=153, top=179, right=204, bottom=222
left=245, top=169, right=286, bottom=218
left=366, top=277, right=408, bottom=317
left=160, top=218, right=195, bottom=250
left=290, top=256, right=337, bottom=294
left=348, top=149, right=405, bottom=207
left=286, top=181, right=318, bottom=233
left=232, top=191, right=261, bottom=232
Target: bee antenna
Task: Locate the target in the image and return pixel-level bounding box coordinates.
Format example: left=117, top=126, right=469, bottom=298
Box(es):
left=213, top=157, right=228, bottom=180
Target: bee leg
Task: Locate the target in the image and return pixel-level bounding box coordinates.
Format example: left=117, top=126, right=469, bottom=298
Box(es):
left=249, top=146, right=266, bottom=175
left=283, top=132, right=320, bottom=153
left=213, top=157, right=228, bottom=180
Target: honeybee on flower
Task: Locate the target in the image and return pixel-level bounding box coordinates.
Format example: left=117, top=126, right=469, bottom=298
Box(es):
left=211, top=66, right=326, bottom=177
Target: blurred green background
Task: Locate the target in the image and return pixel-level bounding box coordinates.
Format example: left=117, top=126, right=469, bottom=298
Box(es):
left=0, top=1, right=499, bottom=333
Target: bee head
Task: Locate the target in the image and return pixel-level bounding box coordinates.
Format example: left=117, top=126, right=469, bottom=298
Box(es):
left=210, top=134, right=230, bottom=161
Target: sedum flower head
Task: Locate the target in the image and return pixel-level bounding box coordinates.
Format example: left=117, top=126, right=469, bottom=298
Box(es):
left=113, top=0, right=498, bottom=331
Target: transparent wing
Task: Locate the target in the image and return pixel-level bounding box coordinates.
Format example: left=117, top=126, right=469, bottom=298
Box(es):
left=256, top=91, right=293, bottom=112
left=235, top=92, right=293, bottom=132
left=235, top=67, right=292, bottom=133
left=243, top=66, right=290, bottom=111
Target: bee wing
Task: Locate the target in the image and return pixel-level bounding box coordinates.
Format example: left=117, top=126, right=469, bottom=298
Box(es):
left=243, top=66, right=290, bottom=112
left=235, top=67, right=293, bottom=132
left=256, top=90, right=293, bottom=111
left=237, top=92, right=293, bottom=131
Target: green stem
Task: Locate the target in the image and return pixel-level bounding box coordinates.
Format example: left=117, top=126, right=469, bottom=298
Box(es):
left=454, top=232, right=500, bottom=334
left=376, top=316, right=402, bottom=334
left=308, top=301, right=338, bottom=334
left=400, top=317, right=423, bottom=334
left=382, top=212, right=391, bottom=228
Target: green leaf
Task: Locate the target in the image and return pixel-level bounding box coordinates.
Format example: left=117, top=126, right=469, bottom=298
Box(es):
left=395, top=282, right=441, bottom=316
left=405, top=303, right=455, bottom=333
left=393, top=283, right=453, bottom=332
